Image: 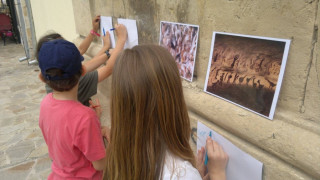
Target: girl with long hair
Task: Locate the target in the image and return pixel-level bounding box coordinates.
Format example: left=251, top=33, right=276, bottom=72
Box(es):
left=105, top=45, right=228, bottom=180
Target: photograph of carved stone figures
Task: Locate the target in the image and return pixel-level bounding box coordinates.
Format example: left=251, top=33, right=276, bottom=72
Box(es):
left=204, top=32, right=290, bottom=119
left=159, top=21, right=199, bottom=81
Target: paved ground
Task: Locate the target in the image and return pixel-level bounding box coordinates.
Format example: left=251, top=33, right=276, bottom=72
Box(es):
left=0, top=41, right=51, bottom=179
left=0, top=41, right=110, bottom=179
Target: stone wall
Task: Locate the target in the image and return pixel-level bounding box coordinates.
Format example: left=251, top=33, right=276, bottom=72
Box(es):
left=72, top=0, right=320, bottom=179
left=30, top=0, right=78, bottom=42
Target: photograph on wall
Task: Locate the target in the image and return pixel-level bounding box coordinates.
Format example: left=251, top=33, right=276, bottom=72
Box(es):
left=204, top=32, right=290, bottom=120
left=159, top=21, right=199, bottom=82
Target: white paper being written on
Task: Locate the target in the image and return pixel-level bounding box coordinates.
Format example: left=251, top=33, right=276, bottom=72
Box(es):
left=197, top=121, right=263, bottom=180
left=117, top=18, right=138, bottom=49
left=100, top=16, right=116, bottom=48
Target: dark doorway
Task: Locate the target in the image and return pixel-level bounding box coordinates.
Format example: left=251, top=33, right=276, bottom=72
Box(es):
left=0, top=0, right=20, bottom=45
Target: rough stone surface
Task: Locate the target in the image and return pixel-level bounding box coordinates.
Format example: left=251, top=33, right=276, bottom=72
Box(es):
left=71, top=0, right=92, bottom=36
left=0, top=42, right=51, bottom=179
left=72, top=0, right=320, bottom=179
left=6, top=140, right=35, bottom=165
left=1, top=161, right=35, bottom=180
left=32, top=156, right=52, bottom=175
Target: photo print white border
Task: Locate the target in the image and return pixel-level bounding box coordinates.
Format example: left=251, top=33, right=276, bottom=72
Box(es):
left=159, top=21, right=199, bottom=82
left=204, top=32, right=291, bottom=120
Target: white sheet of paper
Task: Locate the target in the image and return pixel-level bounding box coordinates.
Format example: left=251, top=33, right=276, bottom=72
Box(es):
left=117, top=18, right=138, bottom=49
left=197, top=121, right=263, bottom=180
left=100, top=16, right=115, bottom=48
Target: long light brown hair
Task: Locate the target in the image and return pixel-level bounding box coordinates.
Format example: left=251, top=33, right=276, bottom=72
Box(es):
left=105, top=45, right=195, bottom=180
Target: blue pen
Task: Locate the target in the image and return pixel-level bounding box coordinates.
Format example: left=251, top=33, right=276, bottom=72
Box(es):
left=110, top=28, right=115, bottom=31
left=204, top=131, right=212, bottom=165
left=103, top=28, right=106, bottom=36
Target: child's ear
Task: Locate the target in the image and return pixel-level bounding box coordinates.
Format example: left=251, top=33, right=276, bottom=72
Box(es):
left=38, top=73, right=46, bottom=83
left=81, top=65, right=87, bottom=77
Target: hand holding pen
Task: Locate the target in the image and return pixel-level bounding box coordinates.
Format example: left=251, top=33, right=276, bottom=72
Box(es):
left=206, top=137, right=229, bottom=180
left=102, top=24, right=127, bottom=44
left=102, top=31, right=111, bottom=50
left=102, top=27, right=116, bottom=36
left=113, top=24, right=128, bottom=43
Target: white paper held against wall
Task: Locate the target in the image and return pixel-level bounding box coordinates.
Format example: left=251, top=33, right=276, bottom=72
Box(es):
left=117, top=18, right=138, bottom=49
left=197, top=121, right=263, bottom=180
left=100, top=16, right=116, bottom=48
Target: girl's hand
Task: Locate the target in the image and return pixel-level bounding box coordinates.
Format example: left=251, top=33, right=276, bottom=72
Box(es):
left=206, top=137, right=228, bottom=180
left=89, top=99, right=102, bottom=119
left=101, top=126, right=111, bottom=142
left=92, top=15, right=100, bottom=33
left=102, top=31, right=111, bottom=50
left=196, top=146, right=208, bottom=178
left=114, top=24, right=127, bottom=43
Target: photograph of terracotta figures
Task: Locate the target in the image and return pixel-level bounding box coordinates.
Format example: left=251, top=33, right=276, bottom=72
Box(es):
left=159, top=21, right=199, bottom=81
left=204, top=32, right=290, bottom=119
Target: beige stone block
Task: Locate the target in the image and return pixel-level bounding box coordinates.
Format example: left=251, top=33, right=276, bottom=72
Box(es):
left=74, top=37, right=103, bottom=57
left=301, top=3, right=320, bottom=124
left=72, top=0, right=92, bottom=36
left=193, top=1, right=316, bottom=113
left=0, top=151, right=7, bottom=168
left=90, top=0, right=112, bottom=17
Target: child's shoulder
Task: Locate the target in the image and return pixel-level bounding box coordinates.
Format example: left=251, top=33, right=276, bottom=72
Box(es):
left=71, top=102, right=96, bottom=117
left=70, top=104, right=99, bottom=130
left=41, top=93, right=97, bottom=119
left=40, top=93, right=53, bottom=104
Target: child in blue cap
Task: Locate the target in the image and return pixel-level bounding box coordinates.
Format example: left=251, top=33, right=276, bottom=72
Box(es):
left=38, top=38, right=110, bottom=179
left=36, top=16, right=127, bottom=106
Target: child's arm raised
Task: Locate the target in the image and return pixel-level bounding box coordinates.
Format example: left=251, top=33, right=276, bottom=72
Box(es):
left=97, top=24, right=127, bottom=82
left=82, top=33, right=111, bottom=73
left=78, top=15, right=101, bottom=55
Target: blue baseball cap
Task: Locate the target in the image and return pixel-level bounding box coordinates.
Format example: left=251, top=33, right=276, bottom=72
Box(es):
left=38, top=39, right=84, bottom=80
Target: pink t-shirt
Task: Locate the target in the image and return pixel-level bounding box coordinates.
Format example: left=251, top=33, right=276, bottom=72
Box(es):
left=39, top=93, right=106, bottom=179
